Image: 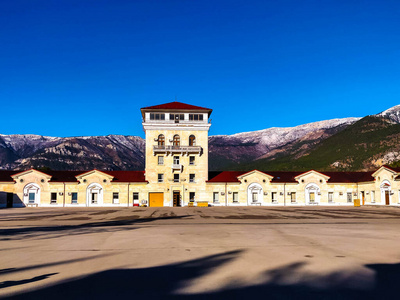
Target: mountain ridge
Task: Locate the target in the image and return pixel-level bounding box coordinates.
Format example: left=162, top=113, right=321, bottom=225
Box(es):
left=0, top=105, right=399, bottom=172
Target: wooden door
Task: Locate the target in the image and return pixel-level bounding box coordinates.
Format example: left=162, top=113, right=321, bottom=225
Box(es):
left=385, top=191, right=390, bottom=205
left=173, top=191, right=181, bottom=207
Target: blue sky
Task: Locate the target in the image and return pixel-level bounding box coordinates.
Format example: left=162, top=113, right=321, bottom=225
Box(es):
left=1, top=0, right=399, bottom=138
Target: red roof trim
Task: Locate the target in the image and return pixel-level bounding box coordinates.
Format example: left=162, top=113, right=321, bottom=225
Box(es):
left=11, top=168, right=52, bottom=178
left=141, top=101, right=211, bottom=111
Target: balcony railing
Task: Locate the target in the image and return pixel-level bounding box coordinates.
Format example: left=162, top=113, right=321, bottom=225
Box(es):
left=172, top=164, right=182, bottom=171
left=153, top=145, right=202, bottom=154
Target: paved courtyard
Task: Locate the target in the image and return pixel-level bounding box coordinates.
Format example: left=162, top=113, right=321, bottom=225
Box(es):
left=1, top=206, right=400, bottom=299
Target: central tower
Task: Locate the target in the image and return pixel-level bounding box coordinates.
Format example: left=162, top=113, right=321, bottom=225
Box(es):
left=141, top=101, right=212, bottom=207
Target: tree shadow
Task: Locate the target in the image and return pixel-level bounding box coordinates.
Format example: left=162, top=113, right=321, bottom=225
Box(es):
left=0, top=253, right=114, bottom=277
left=6, top=250, right=400, bottom=300
left=0, top=215, right=191, bottom=241
left=0, top=273, right=58, bottom=289
left=6, top=250, right=242, bottom=299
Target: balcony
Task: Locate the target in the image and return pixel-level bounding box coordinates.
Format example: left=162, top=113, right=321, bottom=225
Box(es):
left=153, top=145, right=202, bottom=155
left=172, top=164, right=183, bottom=171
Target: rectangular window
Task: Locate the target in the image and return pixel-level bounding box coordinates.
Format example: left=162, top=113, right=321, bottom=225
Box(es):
left=158, top=174, right=164, bottom=183
left=347, top=192, right=352, bottom=203
left=158, top=156, right=164, bottom=165
left=150, top=113, right=165, bottom=120
left=173, top=156, right=180, bottom=165
left=169, top=114, right=184, bottom=121
left=91, top=193, right=98, bottom=204
left=233, top=192, right=239, bottom=203
left=189, top=192, right=195, bottom=202
left=213, top=192, right=219, bottom=203
left=189, top=174, right=195, bottom=183
left=271, top=192, right=277, bottom=203
left=51, top=192, right=57, bottom=204
left=371, top=191, right=375, bottom=203
left=189, top=156, right=195, bottom=165
left=113, top=192, right=119, bottom=204
left=328, top=192, right=333, bottom=203
left=189, top=114, right=204, bottom=121
left=71, top=192, right=78, bottom=204
left=174, top=173, right=180, bottom=182
left=290, top=192, right=296, bottom=203
left=252, top=192, right=258, bottom=202
left=133, top=192, right=139, bottom=205
left=28, top=193, right=35, bottom=203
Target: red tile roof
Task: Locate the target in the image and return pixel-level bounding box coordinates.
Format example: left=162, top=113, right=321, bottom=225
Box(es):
left=0, top=170, right=147, bottom=183
left=323, top=172, right=375, bottom=183
left=141, top=101, right=212, bottom=111
left=47, top=171, right=81, bottom=182
left=207, top=170, right=375, bottom=183
left=102, top=171, right=147, bottom=183
left=207, top=171, right=246, bottom=183
left=0, top=171, right=18, bottom=182
left=47, top=170, right=147, bottom=183
left=381, top=165, right=400, bottom=173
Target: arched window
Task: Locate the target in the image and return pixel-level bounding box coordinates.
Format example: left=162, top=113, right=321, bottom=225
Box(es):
left=158, top=134, right=165, bottom=146
left=189, top=135, right=196, bottom=146
left=173, top=135, right=180, bottom=147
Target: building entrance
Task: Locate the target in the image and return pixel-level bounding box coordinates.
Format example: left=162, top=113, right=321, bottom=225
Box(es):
left=173, top=191, right=181, bottom=207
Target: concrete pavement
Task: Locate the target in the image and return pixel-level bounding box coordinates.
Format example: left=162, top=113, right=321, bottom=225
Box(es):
left=1, top=206, right=400, bottom=299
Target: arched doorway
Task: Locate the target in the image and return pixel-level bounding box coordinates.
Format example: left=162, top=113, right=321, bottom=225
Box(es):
left=86, top=183, right=103, bottom=206
left=247, top=183, right=263, bottom=205
left=23, top=183, right=41, bottom=206
left=380, top=180, right=391, bottom=205
left=305, top=183, right=320, bottom=205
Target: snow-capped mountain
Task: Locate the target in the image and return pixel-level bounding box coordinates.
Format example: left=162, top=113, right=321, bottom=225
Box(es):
left=208, top=117, right=360, bottom=168
left=0, top=105, right=399, bottom=171
left=0, top=135, right=145, bottom=171
left=377, top=105, right=400, bottom=124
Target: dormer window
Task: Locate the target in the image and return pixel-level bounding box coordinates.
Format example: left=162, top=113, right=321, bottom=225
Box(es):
left=189, top=135, right=196, bottom=146
left=173, top=135, right=180, bottom=147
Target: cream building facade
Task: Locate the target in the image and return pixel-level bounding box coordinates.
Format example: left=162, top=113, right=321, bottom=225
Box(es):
left=0, top=101, right=399, bottom=208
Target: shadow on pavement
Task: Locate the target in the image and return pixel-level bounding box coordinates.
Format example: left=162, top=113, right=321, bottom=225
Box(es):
left=6, top=250, right=400, bottom=299
left=0, top=273, right=58, bottom=290
left=0, top=215, right=190, bottom=241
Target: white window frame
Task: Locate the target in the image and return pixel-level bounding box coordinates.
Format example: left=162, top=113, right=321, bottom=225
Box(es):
left=271, top=192, right=277, bottom=203
left=347, top=192, right=352, bottom=203
left=189, top=192, right=195, bottom=202
left=233, top=192, right=239, bottom=203
left=290, top=192, right=296, bottom=203
left=50, top=192, right=57, bottom=204
left=158, top=156, right=164, bottom=165
left=158, top=174, right=164, bottom=183
left=213, top=192, right=219, bottom=203
left=328, top=192, right=333, bottom=203
left=173, top=173, right=180, bottom=183
left=113, top=192, right=119, bottom=204
left=189, top=174, right=195, bottom=183
left=71, top=192, right=78, bottom=204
